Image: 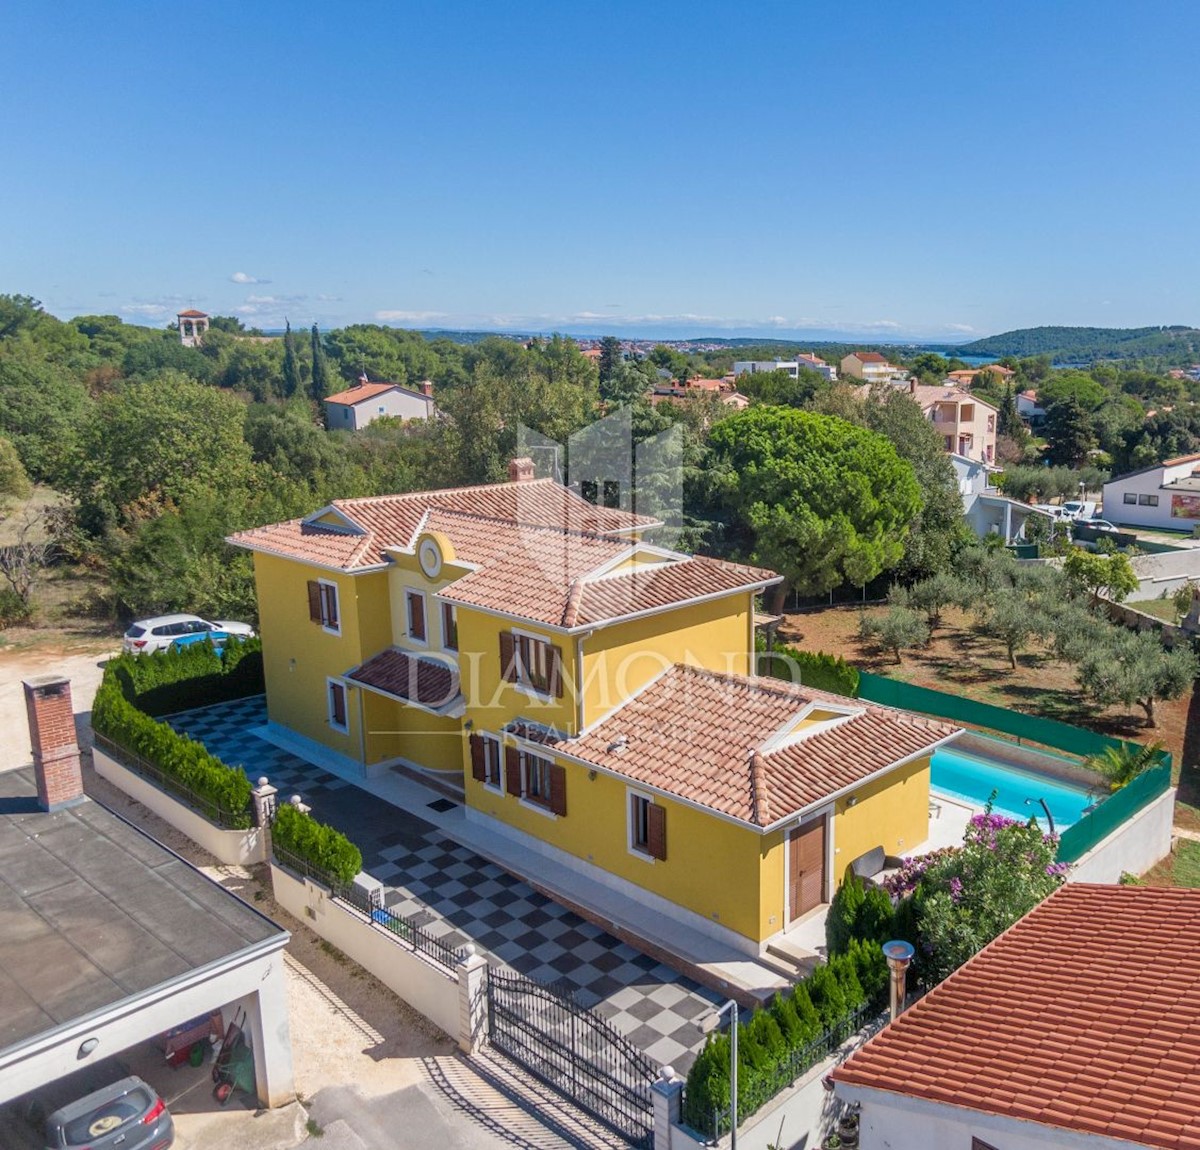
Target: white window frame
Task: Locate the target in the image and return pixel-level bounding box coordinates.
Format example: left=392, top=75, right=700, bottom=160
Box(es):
left=518, top=749, right=557, bottom=818
left=441, top=601, right=459, bottom=652
left=327, top=677, right=349, bottom=734
left=626, top=787, right=657, bottom=864
left=317, top=578, right=341, bottom=636
left=406, top=588, right=428, bottom=646
left=481, top=733, right=503, bottom=795
left=512, top=627, right=554, bottom=700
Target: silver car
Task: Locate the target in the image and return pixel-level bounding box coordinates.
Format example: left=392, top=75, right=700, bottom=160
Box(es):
left=122, top=613, right=255, bottom=655
left=43, top=1076, right=173, bottom=1150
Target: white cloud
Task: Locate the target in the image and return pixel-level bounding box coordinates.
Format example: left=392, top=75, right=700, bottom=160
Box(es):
left=945, top=323, right=976, bottom=333
left=375, top=309, right=448, bottom=324
left=235, top=293, right=309, bottom=321
left=230, top=271, right=270, bottom=285
left=120, top=303, right=171, bottom=318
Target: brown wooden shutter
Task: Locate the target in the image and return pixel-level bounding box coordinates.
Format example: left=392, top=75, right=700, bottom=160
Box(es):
left=330, top=683, right=346, bottom=727
left=469, top=733, right=486, bottom=782
left=548, top=644, right=565, bottom=698
left=499, top=631, right=517, bottom=682
left=549, top=763, right=567, bottom=817
left=505, top=746, right=522, bottom=795
left=647, top=802, right=667, bottom=861
left=409, top=593, right=426, bottom=641
left=307, top=580, right=322, bottom=622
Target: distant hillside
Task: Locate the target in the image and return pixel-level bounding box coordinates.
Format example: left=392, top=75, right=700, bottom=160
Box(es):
left=959, top=325, right=1200, bottom=363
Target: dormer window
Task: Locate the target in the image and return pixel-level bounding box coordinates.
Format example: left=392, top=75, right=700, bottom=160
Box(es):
left=761, top=702, right=862, bottom=754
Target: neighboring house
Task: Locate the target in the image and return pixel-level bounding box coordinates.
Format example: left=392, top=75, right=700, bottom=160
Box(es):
left=909, top=381, right=998, bottom=463
left=177, top=307, right=209, bottom=347
left=839, top=351, right=902, bottom=382
left=722, top=391, right=751, bottom=410
left=833, top=884, right=1200, bottom=1150
left=228, top=463, right=959, bottom=954
left=733, top=356, right=837, bottom=382
left=1102, top=452, right=1200, bottom=530
left=951, top=454, right=1049, bottom=543
left=648, top=377, right=732, bottom=408
left=324, top=374, right=438, bottom=430
left=947, top=364, right=1015, bottom=388
left=1016, top=388, right=1046, bottom=424
left=1, top=677, right=293, bottom=1109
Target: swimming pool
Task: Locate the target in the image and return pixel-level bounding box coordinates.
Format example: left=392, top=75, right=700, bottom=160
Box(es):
left=930, top=745, right=1097, bottom=828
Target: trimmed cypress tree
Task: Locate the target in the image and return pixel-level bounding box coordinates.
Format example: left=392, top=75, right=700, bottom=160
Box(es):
left=282, top=319, right=300, bottom=397
left=310, top=322, right=330, bottom=402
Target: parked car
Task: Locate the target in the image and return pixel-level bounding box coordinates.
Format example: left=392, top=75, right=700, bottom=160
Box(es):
left=1033, top=504, right=1071, bottom=520
left=1062, top=499, right=1098, bottom=520
left=43, top=1076, right=174, bottom=1150
left=1074, top=518, right=1120, bottom=534
left=123, top=614, right=255, bottom=655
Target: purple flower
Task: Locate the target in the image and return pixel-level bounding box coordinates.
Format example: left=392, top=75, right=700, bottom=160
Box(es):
left=949, top=876, right=964, bottom=903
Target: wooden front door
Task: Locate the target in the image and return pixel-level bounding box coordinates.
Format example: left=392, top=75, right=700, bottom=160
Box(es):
left=789, top=818, right=826, bottom=920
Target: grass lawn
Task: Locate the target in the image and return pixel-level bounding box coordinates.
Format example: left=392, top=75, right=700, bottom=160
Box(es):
left=1143, top=838, right=1200, bottom=888
left=1129, top=597, right=1184, bottom=624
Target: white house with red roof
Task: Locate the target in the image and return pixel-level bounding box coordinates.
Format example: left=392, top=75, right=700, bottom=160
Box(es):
left=323, top=374, right=438, bottom=430
left=832, top=884, right=1200, bottom=1150
left=839, top=351, right=904, bottom=383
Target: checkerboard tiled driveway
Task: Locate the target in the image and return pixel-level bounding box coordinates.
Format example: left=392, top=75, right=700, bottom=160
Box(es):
left=169, top=698, right=721, bottom=1071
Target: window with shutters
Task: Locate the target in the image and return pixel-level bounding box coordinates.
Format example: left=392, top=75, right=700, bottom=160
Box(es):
left=482, top=735, right=501, bottom=790
left=307, top=579, right=341, bottom=634
left=327, top=679, right=348, bottom=733
left=629, top=792, right=666, bottom=861
left=516, top=750, right=566, bottom=817
left=504, top=630, right=563, bottom=697
left=441, top=602, right=458, bottom=651
left=526, top=753, right=554, bottom=806
left=406, top=590, right=427, bottom=643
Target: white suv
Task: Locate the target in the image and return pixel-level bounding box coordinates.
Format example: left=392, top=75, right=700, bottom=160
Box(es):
left=123, top=613, right=256, bottom=655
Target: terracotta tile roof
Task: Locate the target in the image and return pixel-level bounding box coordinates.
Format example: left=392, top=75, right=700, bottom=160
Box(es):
left=910, top=383, right=998, bottom=412
left=515, top=665, right=956, bottom=826
left=851, top=351, right=889, bottom=363
left=324, top=381, right=405, bottom=406
left=832, top=884, right=1200, bottom=1149
left=1163, top=452, right=1200, bottom=467
left=227, top=479, right=654, bottom=570
left=349, top=648, right=459, bottom=709
left=176, top=308, right=208, bottom=318
left=439, top=544, right=778, bottom=630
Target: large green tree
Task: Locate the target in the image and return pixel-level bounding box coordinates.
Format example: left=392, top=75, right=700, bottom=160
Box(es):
left=282, top=320, right=301, bottom=397
left=707, top=405, right=922, bottom=601
left=1043, top=395, right=1096, bottom=466
left=310, top=323, right=330, bottom=402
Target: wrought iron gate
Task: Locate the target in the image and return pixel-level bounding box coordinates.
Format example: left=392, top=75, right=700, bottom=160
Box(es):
left=486, top=966, right=656, bottom=1147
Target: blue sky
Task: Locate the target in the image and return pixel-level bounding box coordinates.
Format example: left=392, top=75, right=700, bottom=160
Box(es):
left=3, top=2, right=1198, bottom=341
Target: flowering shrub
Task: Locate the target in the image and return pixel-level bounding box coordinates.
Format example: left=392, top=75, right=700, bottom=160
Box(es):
left=895, top=809, right=1069, bottom=985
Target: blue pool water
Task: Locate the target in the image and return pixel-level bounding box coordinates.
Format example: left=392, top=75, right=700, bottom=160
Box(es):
left=930, top=746, right=1097, bottom=828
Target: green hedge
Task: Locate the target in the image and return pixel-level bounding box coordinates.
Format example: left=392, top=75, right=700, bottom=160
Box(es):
left=109, top=637, right=264, bottom=716
left=683, top=944, right=885, bottom=1132
left=272, top=802, right=363, bottom=885
left=92, top=677, right=253, bottom=827
left=755, top=636, right=860, bottom=698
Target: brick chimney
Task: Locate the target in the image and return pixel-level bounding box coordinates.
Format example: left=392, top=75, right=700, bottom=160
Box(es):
left=508, top=457, right=535, bottom=483
left=23, top=675, right=84, bottom=811
left=420, top=380, right=434, bottom=397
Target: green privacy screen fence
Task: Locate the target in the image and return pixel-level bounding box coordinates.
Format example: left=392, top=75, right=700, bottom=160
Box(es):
left=856, top=672, right=1174, bottom=863
left=1055, top=762, right=1172, bottom=864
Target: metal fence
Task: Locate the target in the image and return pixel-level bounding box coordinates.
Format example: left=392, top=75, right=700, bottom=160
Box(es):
left=1056, top=761, right=1173, bottom=864
left=687, top=1001, right=881, bottom=1140
left=486, top=966, right=656, bottom=1148
left=272, top=846, right=464, bottom=972
left=94, top=732, right=253, bottom=829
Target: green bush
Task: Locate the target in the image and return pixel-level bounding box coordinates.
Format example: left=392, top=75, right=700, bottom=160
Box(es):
left=92, top=677, right=252, bottom=826
left=272, top=802, right=362, bottom=885
left=826, top=873, right=896, bottom=955
left=829, top=954, right=867, bottom=1010
left=755, top=636, right=860, bottom=697
left=108, top=637, right=264, bottom=716
left=845, top=937, right=889, bottom=1001
left=805, top=964, right=848, bottom=1028
left=0, top=587, right=32, bottom=628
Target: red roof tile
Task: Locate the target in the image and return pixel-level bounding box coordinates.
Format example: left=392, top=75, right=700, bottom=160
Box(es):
left=516, top=665, right=956, bottom=825
left=851, top=351, right=889, bottom=363
left=349, top=648, right=459, bottom=708
left=833, top=885, right=1200, bottom=1149
left=324, top=381, right=405, bottom=406
left=176, top=308, right=208, bottom=318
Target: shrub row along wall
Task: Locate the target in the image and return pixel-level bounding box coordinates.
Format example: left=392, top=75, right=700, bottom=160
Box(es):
left=110, top=638, right=265, bottom=716
left=683, top=941, right=885, bottom=1137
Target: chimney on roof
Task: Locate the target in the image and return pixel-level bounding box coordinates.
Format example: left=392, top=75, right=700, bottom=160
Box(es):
left=420, top=380, right=433, bottom=398
left=909, top=377, right=917, bottom=396
left=23, top=675, right=84, bottom=811
left=882, top=939, right=916, bottom=1022
left=508, top=457, right=535, bottom=483
left=357, top=372, right=369, bottom=387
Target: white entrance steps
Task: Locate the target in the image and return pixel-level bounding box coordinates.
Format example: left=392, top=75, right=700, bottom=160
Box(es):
left=766, top=935, right=823, bottom=980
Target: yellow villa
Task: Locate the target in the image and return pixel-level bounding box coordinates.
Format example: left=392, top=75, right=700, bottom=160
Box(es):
left=228, top=461, right=958, bottom=953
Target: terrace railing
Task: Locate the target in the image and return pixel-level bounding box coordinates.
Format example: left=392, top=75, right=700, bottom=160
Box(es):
left=272, top=845, right=464, bottom=972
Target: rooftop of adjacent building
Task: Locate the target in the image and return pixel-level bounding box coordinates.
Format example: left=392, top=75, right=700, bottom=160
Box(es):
left=0, top=766, right=285, bottom=1055
left=323, top=373, right=436, bottom=407
left=833, top=883, right=1200, bottom=1150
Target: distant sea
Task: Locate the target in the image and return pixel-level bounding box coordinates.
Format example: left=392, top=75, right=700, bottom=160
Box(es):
left=920, top=347, right=995, bottom=366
